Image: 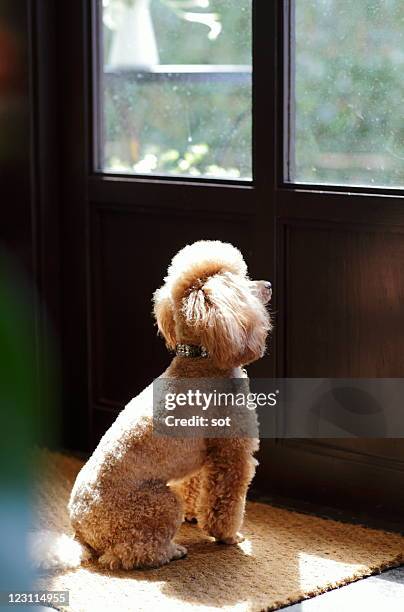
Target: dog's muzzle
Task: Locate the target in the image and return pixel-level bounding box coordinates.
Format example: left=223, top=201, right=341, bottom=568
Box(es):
left=253, top=280, right=272, bottom=304
left=264, top=281, right=272, bottom=302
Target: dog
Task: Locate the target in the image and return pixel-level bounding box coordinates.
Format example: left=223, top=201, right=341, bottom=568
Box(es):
left=41, top=240, right=271, bottom=571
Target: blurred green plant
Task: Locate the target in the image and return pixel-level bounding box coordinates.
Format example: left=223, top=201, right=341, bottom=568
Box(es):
left=103, top=75, right=252, bottom=178
left=106, top=141, right=241, bottom=178
left=0, top=254, right=37, bottom=591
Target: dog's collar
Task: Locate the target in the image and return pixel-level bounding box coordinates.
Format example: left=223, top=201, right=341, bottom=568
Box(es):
left=176, top=344, right=209, bottom=358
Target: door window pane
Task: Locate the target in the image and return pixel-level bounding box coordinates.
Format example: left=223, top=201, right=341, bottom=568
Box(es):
left=99, top=0, right=252, bottom=180
left=292, top=0, right=404, bottom=188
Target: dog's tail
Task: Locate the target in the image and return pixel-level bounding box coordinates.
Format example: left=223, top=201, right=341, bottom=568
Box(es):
left=29, top=530, right=93, bottom=571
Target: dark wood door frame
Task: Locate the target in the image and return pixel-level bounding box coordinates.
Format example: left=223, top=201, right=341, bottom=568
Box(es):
left=42, top=1, right=404, bottom=521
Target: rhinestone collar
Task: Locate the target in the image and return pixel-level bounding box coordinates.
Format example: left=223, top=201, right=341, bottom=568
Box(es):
left=176, top=343, right=209, bottom=358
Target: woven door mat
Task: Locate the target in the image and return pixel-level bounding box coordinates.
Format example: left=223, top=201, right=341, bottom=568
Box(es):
left=32, top=450, right=404, bottom=611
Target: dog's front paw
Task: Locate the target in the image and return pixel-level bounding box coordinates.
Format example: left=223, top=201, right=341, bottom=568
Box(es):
left=170, top=543, right=188, bottom=560
left=217, top=532, right=245, bottom=545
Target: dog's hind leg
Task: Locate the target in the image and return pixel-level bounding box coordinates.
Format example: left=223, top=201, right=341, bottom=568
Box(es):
left=96, top=480, right=186, bottom=570
left=171, top=472, right=202, bottom=523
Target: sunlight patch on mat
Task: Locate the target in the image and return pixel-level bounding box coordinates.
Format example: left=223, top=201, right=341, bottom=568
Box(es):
left=298, top=551, right=365, bottom=590
left=238, top=538, right=253, bottom=556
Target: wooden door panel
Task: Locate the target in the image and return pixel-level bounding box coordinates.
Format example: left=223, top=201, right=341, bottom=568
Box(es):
left=284, top=222, right=404, bottom=378
left=262, top=219, right=404, bottom=519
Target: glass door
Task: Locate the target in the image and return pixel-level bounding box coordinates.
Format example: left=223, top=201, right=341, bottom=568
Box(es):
left=96, top=0, right=252, bottom=180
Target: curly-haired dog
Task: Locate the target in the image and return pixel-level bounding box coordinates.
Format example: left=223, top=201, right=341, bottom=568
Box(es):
left=38, top=241, right=271, bottom=571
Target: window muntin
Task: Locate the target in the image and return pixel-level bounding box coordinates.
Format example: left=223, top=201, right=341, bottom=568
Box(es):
left=98, top=0, right=252, bottom=180
left=291, top=0, right=404, bottom=188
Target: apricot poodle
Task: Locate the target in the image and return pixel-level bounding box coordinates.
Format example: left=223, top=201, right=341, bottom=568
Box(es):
left=65, top=240, right=272, bottom=570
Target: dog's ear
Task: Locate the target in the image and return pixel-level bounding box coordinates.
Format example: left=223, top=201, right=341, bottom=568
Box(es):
left=182, top=272, right=268, bottom=369
left=153, top=286, right=176, bottom=350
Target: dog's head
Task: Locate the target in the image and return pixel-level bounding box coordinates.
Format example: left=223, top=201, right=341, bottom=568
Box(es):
left=153, top=241, right=272, bottom=369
